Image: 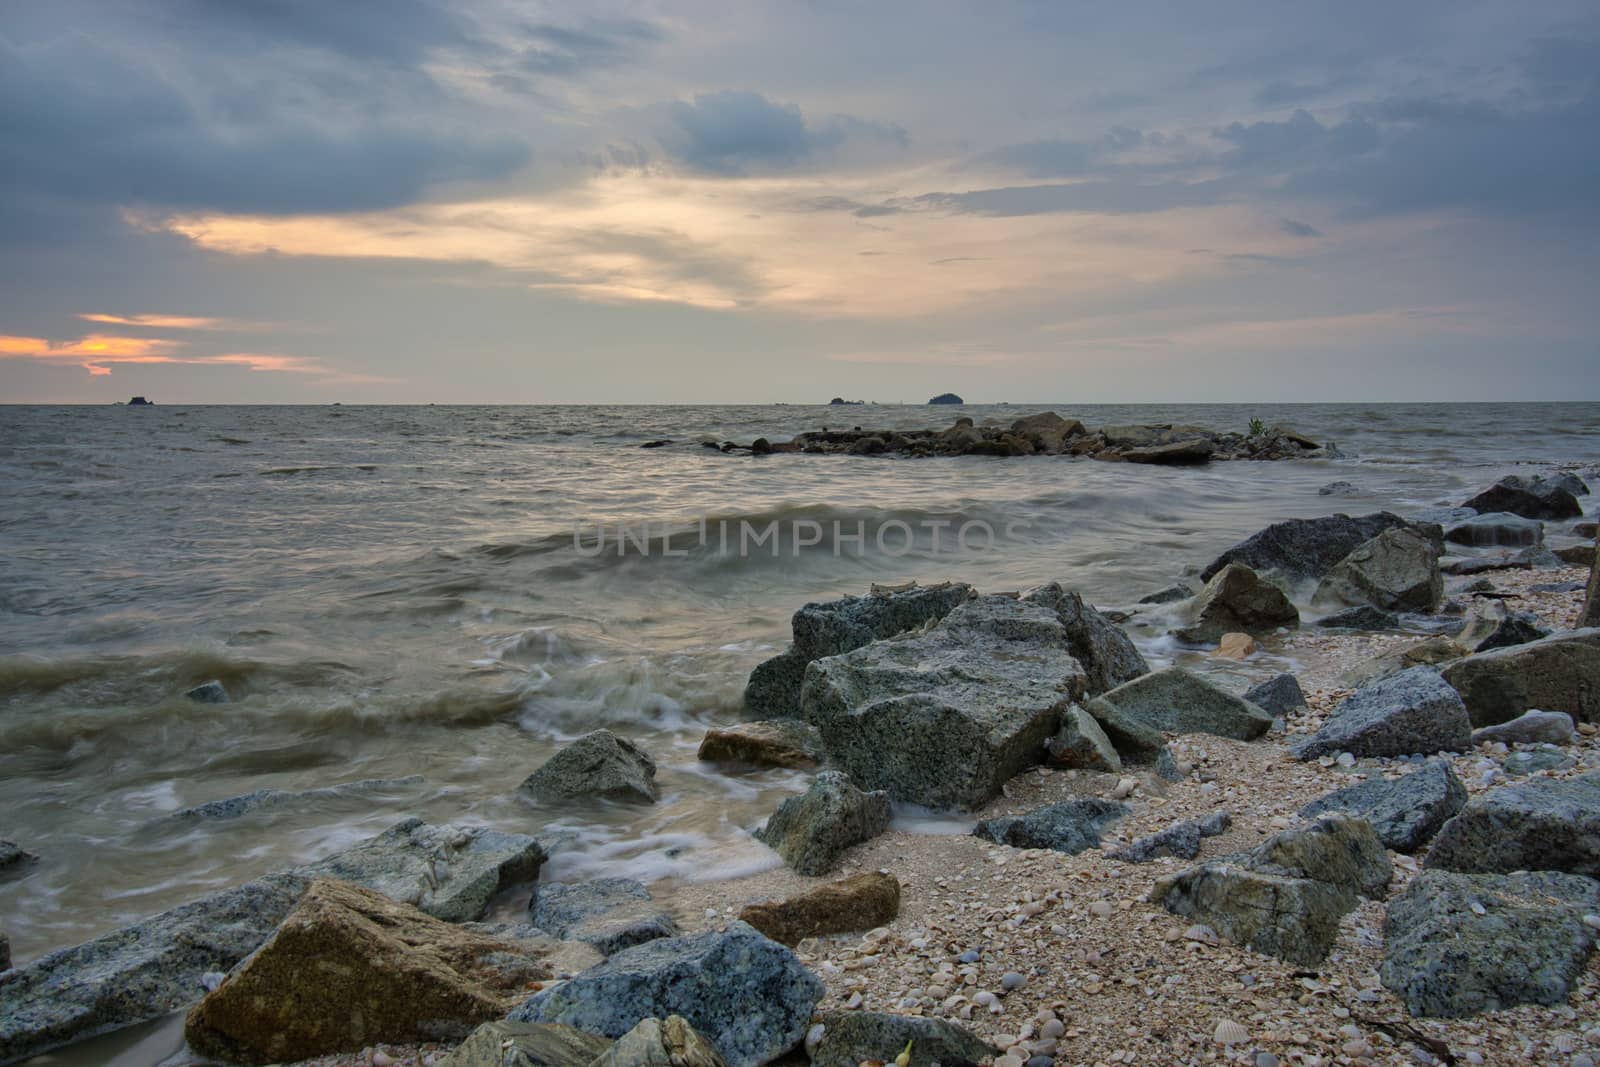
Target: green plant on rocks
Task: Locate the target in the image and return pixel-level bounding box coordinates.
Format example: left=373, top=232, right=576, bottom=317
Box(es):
left=1248, top=417, right=1266, bottom=436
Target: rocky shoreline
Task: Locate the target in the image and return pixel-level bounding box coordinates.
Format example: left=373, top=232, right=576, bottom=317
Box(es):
left=2, top=471, right=1599, bottom=1067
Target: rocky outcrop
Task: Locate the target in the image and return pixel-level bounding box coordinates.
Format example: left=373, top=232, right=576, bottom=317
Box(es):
left=520, top=730, right=659, bottom=804
left=1174, top=563, right=1299, bottom=643
left=1316, top=604, right=1400, bottom=630
left=1021, top=583, right=1152, bottom=694
left=1109, top=811, right=1231, bottom=863
left=1290, top=667, right=1471, bottom=760
left=1445, top=512, right=1545, bottom=548
left=755, top=771, right=891, bottom=876
left=973, top=799, right=1128, bottom=854
left=1453, top=600, right=1550, bottom=653
left=1439, top=628, right=1600, bottom=726
left=1313, top=527, right=1443, bottom=613
left=1199, top=512, right=1419, bottom=584
left=1122, top=438, right=1214, bottom=465
left=509, top=922, right=823, bottom=1067
left=1151, top=816, right=1392, bottom=966
left=439, top=1021, right=611, bottom=1067
left=1425, top=774, right=1600, bottom=877
left=1381, top=870, right=1600, bottom=1017
left=1243, top=673, right=1308, bottom=718
left=808, top=1013, right=1000, bottom=1067
left=696, top=720, right=823, bottom=768
left=737, top=872, right=900, bottom=946
left=1298, top=760, right=1467, bottom=852
left=1462, top=474, right=1583, bottom=520
left=928, top=393, right=964, bottom=405
left=0, top=818, right=545, bottom=1063
left=1471, top=709, right=1576, bottom=746
left=530, top=879, right=677, bottom=956
left=1044, top=704, right=1122, bottom=772
left=1086, top=667, right=1273, bottom=742
left=184, top=880, right=549, bottom=1065
left=593, top=1016, right=728, bottom=1067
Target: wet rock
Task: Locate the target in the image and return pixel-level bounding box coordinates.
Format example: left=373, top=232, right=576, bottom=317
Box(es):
left=1123, top=438, right=1215, bottom=465
left=1454, top=600, right=1551, bottom=653
left=1138, top=583, right=1194, bottom=605
left=1213, top=632, right=1257, bottom=659
left=0, top=931, right=7, bottom=972
left=1440, top=628, right=1600, bottom=726
left=1175, top=563, right=1299, bottom=643
left=1445, top=512, right=1545, bottom=548
left=1319, top=481, right=1359, bottom=497
left=170, top=776, right=427, bottom=822
left=973, top=798, right=1128, bottom=854
left=1045, top=704, right=1121, bottom=772
left=1585, top=545, right=1600, bottom=629
left=1110, top=811, right=1231, bottom=863
left=1199, top=512, right=1420, bottom=584
left=1442, top=554, right=1532, bottom=576
left=184, top=680, right=230, bottom=704
left=530, top=879, right=677, bottom=956
left=1298, top=759, right=1467, bottom=852
left=1425, top=774, right=1600, bottom=877
left=509, top=921, right=823, bottom=1067
left=1316, top=605, right=1401, bottom=630
left=1009, top=411, right=1085, bottom=452
left=520, top=729, right=659, bottom=805
left=593, top=1016, right=728, bottom=1067
left=1471, top=709, right=1575, bottom=746
left=438, top=1020, right=611, bottom=1067
left=1463, top=474, right=1583, bottom=520
left=755, top=771, right=890, bottom=876
left=737, top=872, right=900, bottom=946
left=1338, top=635, right=1468, bottom=688
left=696, top=720, right=823, bottom=769
left=1151, top=816, right=1391, bottom=965
left=0, top=840, right=36, bottom=878
left=1243, top=674, right=1308, bottom=718
left=808, top=1012, right=1000, bottom=1067
left=184, top=879, right=549, bottom=1065
left=1557, top=543, right=1597, bottom=567
left=1313, top=527, right=1443, bottom=613
left=1381, top=869, right=1600, bottom=1017
left=1087, top=666, right=1273, bottom=742
left=1291, top=667, right=1471, bottom=760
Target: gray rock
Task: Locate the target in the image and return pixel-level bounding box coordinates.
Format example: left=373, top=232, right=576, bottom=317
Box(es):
left=696, top=720, right=823, bottom=768
left=1087, top=667, right=1273, bottom=742
left=1123, top=438, right=1214, bottom=464
left=0, top=818, right=545, bottom=1063
left=1463, top=475, right=1583, bottom=520
left=1427, top=775, right=1600, bottom=876
left=1044, top=704, right=1121, bottom=772
left=1079, top=701, right=1182, bottom=778
left=1313, top=527, right=1443, bottom=613
left=1585, top=545, right=1600, bottom=629
left=1318, top=481, right=1359, bottom=497
left=1138, top=583, right=1195, bottom=605
left=1298, top=760, right=1467, bottom=852
left=1243, top=674, right=1308, bottom=718
left=755, top=771, right=890, bottom=876
left=509, top=922, right=823, bottom=1067
left=520, top=730, right=658, bottom=804
left=1471, top=709, right=1575, bottom=746
left=438, top=1020, right=612, bottom=1067
left=1199, top=512, right=1420, bottom=584
left=973, top=798, right=1128, bottom=854
left=1557, top=543, right=1597, bottom=567
left=0, top=931, right=8, bottom=973
left=169, top=776, right=427, bottom=822
left=1445, top=512, right=1545, bottom=548
left=1315, top=605, right=1401, bottom=630
left=1440, top=628, right=1600, bottom=726
left=184, top=680, right=230, bottom=704
left=529, top=879, right=677, bottom=956
left=1514, top=544, right=1566, bottom=569
left=1337, top=636, right=1468, bottom=688
left=1109, top=811, right=1231, bottom=863
left=592, top=1016, right=728, bottom=1067
left=0, top=840, right=36, bottom=878
left=1290, top=667, right=1471, bottom=760
left=1442, top=554, right=1532, bottom=576
left=1576, top=520, right=1600, bottom=539
left=809, top=1012, right=1000, bottom=1067
left=1454, top=600, right=1551, bottom=653
left=1381, top=869, right=1600, bottom=1017
left=1502, top=747, right=1575, bottom=776
left=1175, top=563, right=1299, bottom=642
left=1150, top=816, right=1391, bottom=965
left=1018, top=582, right=1152, bottom=694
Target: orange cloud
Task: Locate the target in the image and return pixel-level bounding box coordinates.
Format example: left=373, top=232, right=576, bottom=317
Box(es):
left=78, top=313, right=234, bottom=330
left=0, top=333, right=341, bottom=378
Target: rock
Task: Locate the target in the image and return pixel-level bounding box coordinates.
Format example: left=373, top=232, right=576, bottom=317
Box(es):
left=755, top=771, right=890, bottom=876
left=973, top=798, right=1128, bottom=854
left=744, top=584, right=976, bottom=717
left=927, top=392, right=964, bottom=405
left=1338, top=636, right=1468, bottom=688
left=170, top=776, right=428, bottom=822
left=509, top=922, right=823, bottom=1067
left=1445, top=512, right=1545, bottom=548
left=696, top=720, right=823, bottom=768
left=1576, top=520, right=1600, bottom=539
left=184, top=680, right=230, bottom=704
left=1454, top=600, right=1551, bottom=653
left=593, top=1016, right=728, bottom=1067
left=1291, top=667, right=1471, bottom=760
left=808, top=1012, right=1000, bottom=1067
left=1087, top=667, right=1273, bottom=742
left=1315, top=605, right=1401, bottom=630
left=520, top=729, right=658, bottom=804
left=1463, top=475, right=1583, bottom=520
left=1199, top=512, right=1420, bottom=584
left=1319, top=481, right=1359, bottom=497
left=0, top=931, right=7, bottom=973
left=1123, top=438, right=1215, bottom=465
left=0, top=818, right=544, bottom=1063
left=1298, top=760, right=1467, bottom=852
left=1440, top=628, right=1600, bottom=726
left=1503, top=747, right=1574, bottom=775
left=1213, top=632, right=1257, bottom=659
left=184, top=880, right=549, bottom=1064
left=1442, top=553, right=1533, bottom=576
left=1380, top=869, right=1600, bottom=1017
left=1151, top=816, right=1392, bottom=965
left=737, top=872, right=900, bottom=946
left=1110, top=811, right=1231, bottom=863
left=0, top=840, right=36, bottom=878
left=1138, top=583, right=1194, bottom=605
left=1557, top=543, right=1597, bottom=567
left=1243, top=674, right=1308, bottom=718
left=439, top=1020, right=612, bottom=1067
left=1585, top=544, right=1600, bottom=629
left=1175, top=563, right=1299, bottom=643
left=1010, top=411, right=1085, bottom=451
left=1313, top=527, right=1443, bottom=613
left=1472, top=709, right=1575, bottom=746
left=530, top=879, right=677, bottom=956
left=1044, top=704, right=1122, bottom=772
left=1425, top=774, right=1600, bottom=877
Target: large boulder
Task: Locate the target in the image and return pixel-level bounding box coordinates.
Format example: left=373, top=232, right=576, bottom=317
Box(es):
left=1151, top=816, right=1391, bottom=966
left=1445, top=512, right=1545, bottom=548
left=1425, top=774, right=1600, bottom=877
left=1198, top=512, right=1419, bottom=584
left=973, top=798, right=1128, bottom=854
left=439, top=1021, right=611, bottom=1067
left=1010, top=411, right=1085, bottom=451
left=1020, top=582, right=1151, bottom=693
left=520, top=730, right=659, bottom=804
left=809, top=1013, right=999, bottom=1067
left=509, top=922, right=823, bottom=1067
left=184, top=880, right=549, bottom=1065
left=1086, top=667, right=1273, bottom=742
left=529, top=879, right=677, bottom=956
left=1123, top=438, right=1214, bottom=465
left=1381, top=870, right=1600, bottom=1017
left=593, top=1016, right=728, bottom=1067
left=0, top=818, right=544, bottom=1063
left=737, top=872, right=900, bottom=946
left=1290, top=667, right=1471, bottom=760
left=1462, top=475, right=1583, bottom=520
left=697, top=720, right=823, bottom=768
left=1175, top=563, right=1299, bottom=643
left=1298, top=759, right=1467, bottom=852
left=755, top=771, right=891, bottom=876
left=1440, top=628, right=1600, bottom=726
left=1313, top=528, right=1443, bottom=613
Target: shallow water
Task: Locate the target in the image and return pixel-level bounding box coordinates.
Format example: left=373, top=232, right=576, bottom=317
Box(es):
left=1, top=401, right=1596, bottom=982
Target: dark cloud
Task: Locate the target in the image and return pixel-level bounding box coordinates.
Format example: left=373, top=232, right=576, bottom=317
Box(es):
left=517, top=18, right=664, bottom=77
left=657, top=91, right=906, bottom=175
left=172, top=0, right=474, bottom=63
left=914, top=179, right=1237, bottom=217
left=972, top=140, right=1096, bottom=178
left=1280, top=218, right=1322, bottom=237
left=1214, top=109, right=1380, bottom=169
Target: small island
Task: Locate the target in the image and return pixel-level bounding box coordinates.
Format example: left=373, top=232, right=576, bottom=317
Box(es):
left=126, top=396, right=154, bottom=406
left=928, top=392, right=964, bottom=405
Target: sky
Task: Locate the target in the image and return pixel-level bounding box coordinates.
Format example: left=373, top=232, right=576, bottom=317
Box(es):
left=2, top=0, right=1598, bottom=403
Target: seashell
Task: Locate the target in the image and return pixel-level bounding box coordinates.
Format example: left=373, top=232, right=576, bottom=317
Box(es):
left=805, top=1024, right=826, bottom=1057
left=1213, top=1020, right=1249, bottom=1046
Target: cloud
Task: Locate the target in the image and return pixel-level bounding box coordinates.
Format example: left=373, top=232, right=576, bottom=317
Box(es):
left=654, top=91, right=907, bottom=175
left=0, top=331, right=332, bottom=377
left=1214, top=109, right=1380, bottom=170
left=515, top=18, right=665, bottom=77
left=78, top=313, right=251, bottom=330
left=913, top=179, right=1237, bottom=217
left=1280, top=218, right=1322, bottom=237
